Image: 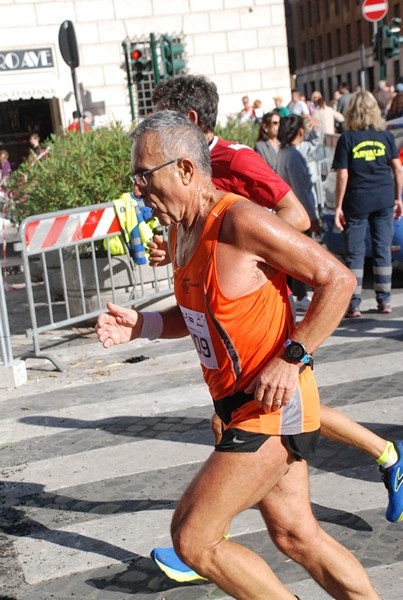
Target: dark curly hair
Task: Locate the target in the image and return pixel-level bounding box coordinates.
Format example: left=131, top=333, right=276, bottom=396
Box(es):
left=152, top=74, right=219, bottom=133
left=278, top=114, right=304, bottom=147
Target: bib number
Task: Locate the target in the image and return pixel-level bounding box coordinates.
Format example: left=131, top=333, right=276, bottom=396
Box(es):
left=179, top=306, right=218, bottom=369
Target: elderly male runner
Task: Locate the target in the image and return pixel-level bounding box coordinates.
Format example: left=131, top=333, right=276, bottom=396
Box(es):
left=97, top=111, right=381, bottom=600
left=148, top=75, right=402, bottom=535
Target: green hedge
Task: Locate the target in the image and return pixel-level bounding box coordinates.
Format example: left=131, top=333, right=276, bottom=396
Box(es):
left=215, top=117, right=259, bottom=148
left=6, top=123, right=133, bottom=221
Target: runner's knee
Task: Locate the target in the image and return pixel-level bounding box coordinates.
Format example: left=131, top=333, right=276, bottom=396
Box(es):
left=269, top=517, right=321, bottom=561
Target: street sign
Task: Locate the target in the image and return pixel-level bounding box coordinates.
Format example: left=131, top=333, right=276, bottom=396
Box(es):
left=362, top=0, right=389, bottom=23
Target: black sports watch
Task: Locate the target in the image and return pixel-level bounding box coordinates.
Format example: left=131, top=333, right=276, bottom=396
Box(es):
left=283, top=339, right=314, bottom=368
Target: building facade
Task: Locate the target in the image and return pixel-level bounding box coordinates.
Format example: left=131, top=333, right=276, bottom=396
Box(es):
left=0, top=0, right=291, bottom=167
left=286, top=0, right=403, bottom=102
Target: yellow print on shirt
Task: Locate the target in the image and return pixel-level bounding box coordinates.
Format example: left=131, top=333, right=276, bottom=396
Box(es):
left=352, top=140, right=386, bottom=161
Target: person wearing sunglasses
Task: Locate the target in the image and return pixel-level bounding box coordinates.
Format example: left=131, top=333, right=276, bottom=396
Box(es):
left=254, top=112, right=281, bottom=173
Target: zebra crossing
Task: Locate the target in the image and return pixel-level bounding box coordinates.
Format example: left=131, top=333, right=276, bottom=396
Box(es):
left=1, top=291, right=403, bottom=599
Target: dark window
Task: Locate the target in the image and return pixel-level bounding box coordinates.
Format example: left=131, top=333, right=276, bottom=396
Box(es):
left=300, top=5, right=305, bottom=30
left=316, top=0, right=321, bottom=23
left=318, top=36, right=324, bottom=62
left=310, top=39, right=315, bottom=63
left=327, top=32, right=332, bottom=59
left=308, top=1, right=312, bottom=27
left=325, top=0, right=330, bottom=19
left=335, top=0, right=340, bottom=16
left=302, top=41, right=307, bottom=64
left=393, top=3, right=400, bottom=18
left=303, top=82, right=309, bottom=100
left=347, top=72, right=353, bottom=91
left=319, top=78, right=324, bottom=96
left=336, top=28, right=342, bottom=55
left=346, top=24, right=352, bottom=53
left=328, top=76, right=333, bottom=99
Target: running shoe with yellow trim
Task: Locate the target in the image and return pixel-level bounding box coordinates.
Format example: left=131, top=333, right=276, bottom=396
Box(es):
left=150, top=547, right=207, bottom=582
left=380, top=440, right=403, bottom=523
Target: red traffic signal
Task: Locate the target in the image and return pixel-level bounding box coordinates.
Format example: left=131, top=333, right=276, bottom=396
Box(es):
left=130, top=44, right=152, bottom=82
left=131, top=48, right=142, bottom=61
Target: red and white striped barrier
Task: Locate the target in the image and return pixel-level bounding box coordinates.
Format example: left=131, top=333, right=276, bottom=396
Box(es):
left=23, top=205, right=121, bottom=255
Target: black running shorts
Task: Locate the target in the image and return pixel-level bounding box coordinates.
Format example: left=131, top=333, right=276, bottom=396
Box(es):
left=215, top=426, right=320, bottom=461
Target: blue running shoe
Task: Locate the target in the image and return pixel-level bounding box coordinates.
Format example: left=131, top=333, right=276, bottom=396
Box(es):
left=150, top=546, right=206, bottom=582
left=380, top=440, right=403, bottom=523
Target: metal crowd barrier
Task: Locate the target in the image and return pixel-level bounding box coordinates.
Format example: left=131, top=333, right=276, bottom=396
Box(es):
left=16, top=202, right=174, bottom=371
left=0, top=265, right=13, bottom=367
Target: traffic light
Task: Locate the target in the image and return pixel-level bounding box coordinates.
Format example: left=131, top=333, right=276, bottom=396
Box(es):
left=383, top=18, right=403, bottom=59
left=130, top=44, right=152, bottom=83
left=160, top=35, right=186, bottom=78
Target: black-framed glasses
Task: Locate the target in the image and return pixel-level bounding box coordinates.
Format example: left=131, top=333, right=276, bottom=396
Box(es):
left=130, top=158, right=179, bottom=188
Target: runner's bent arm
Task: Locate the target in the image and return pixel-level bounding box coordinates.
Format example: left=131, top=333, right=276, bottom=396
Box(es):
left=217, top=201, right=355, bottom=411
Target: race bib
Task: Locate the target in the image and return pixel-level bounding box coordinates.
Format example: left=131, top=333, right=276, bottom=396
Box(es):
left=179, top=306, right=218, bottom=369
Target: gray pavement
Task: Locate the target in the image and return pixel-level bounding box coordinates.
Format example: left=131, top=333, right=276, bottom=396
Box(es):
left=1, top=262, right=403, bottom=599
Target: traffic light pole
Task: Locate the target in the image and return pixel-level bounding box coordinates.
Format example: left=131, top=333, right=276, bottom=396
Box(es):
left=122, top=40, right=136, bottom=123
left=375, top=22, right=387, bottom=80
left=150, top=33, right=160, bottom=85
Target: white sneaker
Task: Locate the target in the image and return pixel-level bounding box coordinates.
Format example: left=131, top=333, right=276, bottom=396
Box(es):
left=295, top=295, right=311, bottom=312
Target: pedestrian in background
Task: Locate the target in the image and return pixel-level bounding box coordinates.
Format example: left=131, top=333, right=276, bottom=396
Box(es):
left=337, top=82, right=352, bottom=116
left=312, top=96, right=345, bottom=136
left=67, top=110, right=90, bottom=133
left=272, top=95, right=290, bottom=117
left=386, top=78, right=403, bottom=121
left=29, top=133, right=42, bottom=157
left=373, top=80, right=393, bottom=119
left=252, top=99, right=264, bottom=124
left=287, top=89, right=310, bottom=117
left=277, top=115, right=320, bottom=313
left=238, top=95, right=255, bottom=124
left=0, top=149, right=12, bottom=183
left=333, top=90, right=403, bottom=317
left=308, top=90, right=322, bottom=116
left=254, top=112, right=280, bottom=172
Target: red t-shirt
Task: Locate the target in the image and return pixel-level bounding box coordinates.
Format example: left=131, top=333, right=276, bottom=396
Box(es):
left=210, top=137, right=290, bottom=208
left=67, top=121, right=90, bottom=133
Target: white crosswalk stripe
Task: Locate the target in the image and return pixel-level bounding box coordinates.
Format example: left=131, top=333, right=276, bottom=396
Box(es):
left=1, top=295, right=403, bottom=598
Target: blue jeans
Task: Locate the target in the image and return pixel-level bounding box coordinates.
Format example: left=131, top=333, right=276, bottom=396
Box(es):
left=342, top=206, right=394, bottom=310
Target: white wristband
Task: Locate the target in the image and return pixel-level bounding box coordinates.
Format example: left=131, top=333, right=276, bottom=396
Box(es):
left=140, top=312, right=164, bottom=340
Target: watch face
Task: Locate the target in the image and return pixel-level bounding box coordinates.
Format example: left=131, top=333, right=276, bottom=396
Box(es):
left=288, top=343, right=305, bottom=360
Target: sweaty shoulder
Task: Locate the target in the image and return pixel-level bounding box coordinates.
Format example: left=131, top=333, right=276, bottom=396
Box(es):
left=219, top=197, right=276, bottom=245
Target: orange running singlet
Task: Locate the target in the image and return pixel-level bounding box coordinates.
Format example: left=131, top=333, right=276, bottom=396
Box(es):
left=172, top=193, right=320, bottom=436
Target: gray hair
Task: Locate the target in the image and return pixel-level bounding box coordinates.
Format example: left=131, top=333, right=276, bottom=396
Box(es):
left=131, top=110, right=212, bottom=178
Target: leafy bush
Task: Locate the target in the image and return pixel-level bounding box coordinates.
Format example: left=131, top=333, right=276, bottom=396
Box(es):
left=6, top=123, right=133, bottom=222
left=215, top=117, right=259, bottom=148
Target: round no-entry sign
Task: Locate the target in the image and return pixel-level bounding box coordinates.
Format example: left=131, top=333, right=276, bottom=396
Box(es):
left=362, top=0, right=389, bottom=23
